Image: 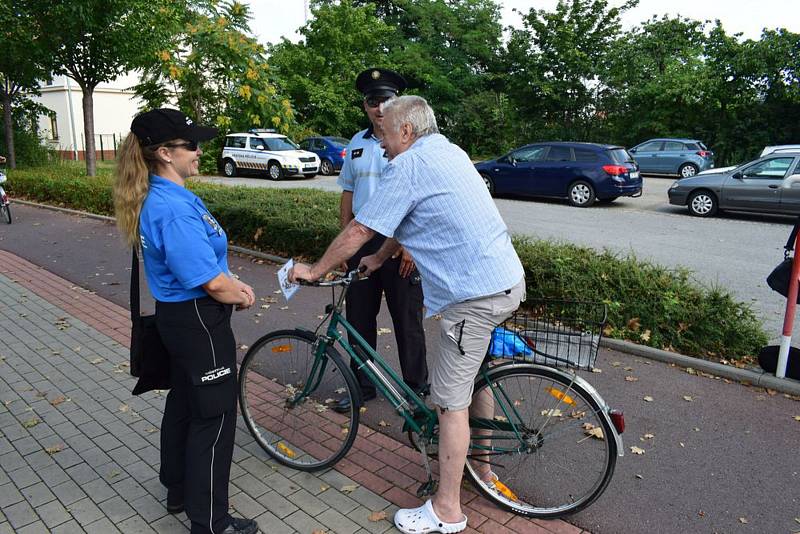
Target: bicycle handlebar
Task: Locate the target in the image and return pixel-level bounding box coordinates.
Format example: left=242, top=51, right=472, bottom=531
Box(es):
left=295, top=267, right=365, bottom=287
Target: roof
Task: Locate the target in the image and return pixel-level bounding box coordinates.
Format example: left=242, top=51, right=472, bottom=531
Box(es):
left=226, top=130, right=285, bottom=138
left=523, top=141, right=624, bottom=150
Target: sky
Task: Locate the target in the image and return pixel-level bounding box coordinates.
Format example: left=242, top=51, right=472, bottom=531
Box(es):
left=242, top=0, right=799, bottom=46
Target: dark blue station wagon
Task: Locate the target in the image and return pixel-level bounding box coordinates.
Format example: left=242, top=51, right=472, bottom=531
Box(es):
left=474, top=142, right=642, bottom=207
left=299, top=136, right=349, bottom=175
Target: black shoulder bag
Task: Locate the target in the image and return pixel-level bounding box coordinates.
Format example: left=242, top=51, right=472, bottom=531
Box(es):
left=129, top=248, right=171, bottom=395
left=766, top=215, right=800, bottom=304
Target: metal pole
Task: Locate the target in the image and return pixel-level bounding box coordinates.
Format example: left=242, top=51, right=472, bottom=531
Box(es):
left=99, top=135, right=104, bottom=161
left=65, top=76, right=79, bottom=160
left=777, top=233, right=800, bottom=378
left=113, top=133, right=117, bottom=157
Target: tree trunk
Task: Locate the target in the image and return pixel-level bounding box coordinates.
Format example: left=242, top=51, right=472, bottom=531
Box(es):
left=80, top=84, right=97, bottom=176
left=2, top=92, right=16, bottom=169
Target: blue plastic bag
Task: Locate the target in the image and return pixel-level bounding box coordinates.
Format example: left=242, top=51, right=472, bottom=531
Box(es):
left=489, top=327, right=533, bottom=358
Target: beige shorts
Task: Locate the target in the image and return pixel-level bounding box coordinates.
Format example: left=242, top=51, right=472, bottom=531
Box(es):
left=429, top=279, right=525, bottom=411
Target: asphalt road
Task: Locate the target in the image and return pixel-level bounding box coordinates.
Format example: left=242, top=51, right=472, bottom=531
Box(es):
left=195, top=173, right=798, bottom=341
left=2, top=203, right=799, bottom=534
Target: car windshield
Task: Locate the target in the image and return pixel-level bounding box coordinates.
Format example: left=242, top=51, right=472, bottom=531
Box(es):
left=255, top=137, right=299, bottom=151
left=607, top=148, right=635, bottom=164
left=329, top=137, right=349, bottom=147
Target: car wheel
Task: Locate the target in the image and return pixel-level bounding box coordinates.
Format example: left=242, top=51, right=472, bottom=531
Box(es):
left=222, top=159, right=237, bottom=177
left=481, top=174, right=495, bottom=196
left=687, top=190, right=718, bottom=217
left=568, top=180, right=596, bottom=207
left=679, top=163, right=699, bottom=178
left=320, top=159, right=334, bottom=176
left=268, top=161, right=283, bottom=181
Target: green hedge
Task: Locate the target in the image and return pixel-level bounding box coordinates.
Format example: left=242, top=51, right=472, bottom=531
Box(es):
left=7, top=165, right=767, bottom=360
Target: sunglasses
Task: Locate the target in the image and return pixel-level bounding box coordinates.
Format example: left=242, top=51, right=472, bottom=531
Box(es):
left=164, top=140, right=200, bottom=151
left=365, top=96, right=390, bottom=108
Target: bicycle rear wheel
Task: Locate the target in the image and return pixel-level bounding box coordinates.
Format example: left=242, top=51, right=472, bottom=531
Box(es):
left=1, top=203, right=10, bottom=224
left=239, top=329, right=360, bottom=471
left=465, top=364, right=616, bottom=518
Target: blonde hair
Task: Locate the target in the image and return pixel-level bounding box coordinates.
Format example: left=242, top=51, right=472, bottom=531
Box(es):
left=113, top=135, right=162, bottom=247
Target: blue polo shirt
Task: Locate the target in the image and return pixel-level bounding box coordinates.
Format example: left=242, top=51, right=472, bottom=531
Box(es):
left=139, top=175, right=228, bottom=302
left=337, top=127, right=387, bottom=215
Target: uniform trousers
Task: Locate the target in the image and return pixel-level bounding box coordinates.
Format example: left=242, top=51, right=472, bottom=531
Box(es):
left=156, top=297, right=238, bottom=534
left=346, top=234, right=428, bottom=397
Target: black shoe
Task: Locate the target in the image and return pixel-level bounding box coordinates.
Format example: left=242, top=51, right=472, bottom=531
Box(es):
left=221, top=517, right=259, bottom=534
left=166, top=488, right=184, bottom=514
left=332, top=391, right=376, bottom=413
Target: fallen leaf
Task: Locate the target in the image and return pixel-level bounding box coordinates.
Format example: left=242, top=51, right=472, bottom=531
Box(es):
left=624, top=366, right=634, bottom=371
left=643, top=433, right=655, bottom=440
left=22, top=418, right=41, bottom=428
left=311, top=530, right=326, bottom=534
left=693, top=427, right=700, bottom=432
left=627, top=317, right=640, bottom=331
left=335, top=388, right=346, bottom=394
left=50, top=396, right=67, bottom=406
left=630, top=446, right=645, bottom=455
left=635, top=474, right=643, bottom=479
left=119, top=404, right=130, bottom=413
left=340, top=484, right=359, bottom=494
left=378, top=420, right=390, bottom=427
left=683, top=396, right=693, bottom=402
left=698, top=510, right=705, bottom=517
left=280, top=306, right=289, bottom=310
left=643, top=396, right=654, bottom=402
left=319, top=484, right=330, bottom=492
left=260, top=304, right=270, bottom=309
left=591, top=367, right=602, bottom=373
left=45, top=444, right=64, bottom=454
left=359, top=407, right=367, bottom=414
left=679, top=442, right=685, bottom=447
left=273, top=290, right=282, bottom=294
left=625, top=376, right=638, bottom=382
left=145, top=427, right=158, bottom=433
left=611, top=361, right=621, bottom=367
left=640, top=330, right=651, bottom=342
left=238, top=344, right=249, bottom=350
left=368, top=510, right=387, bottom=522
left=738, top=517, right=748, bottom=524
left=794, top=416, right=800, bottom=422
left=685, top=367, right=697, bottom=375
left=539, top=410, right=561, bottom=418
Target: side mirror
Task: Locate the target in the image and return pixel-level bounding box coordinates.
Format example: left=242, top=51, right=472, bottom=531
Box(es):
left=732, top=171, right=743, bottom=179
left=255, top=145, right=265, bottom=150
left=629, top=148, right=637, bottom=153
left=784, top=174, right=800, bottom=188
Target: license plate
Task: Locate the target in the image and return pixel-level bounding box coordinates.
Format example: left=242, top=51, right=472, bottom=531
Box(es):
left=304, top=166, right=317, bottom=171
left=629, top=171, right=640, bottom=179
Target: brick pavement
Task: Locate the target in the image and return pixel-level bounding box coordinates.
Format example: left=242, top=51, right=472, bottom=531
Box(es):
left=0, top=249, right=585, bottom=534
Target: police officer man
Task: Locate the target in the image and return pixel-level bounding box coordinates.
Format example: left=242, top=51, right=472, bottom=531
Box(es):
left=334, top=68, right=428, bottom=412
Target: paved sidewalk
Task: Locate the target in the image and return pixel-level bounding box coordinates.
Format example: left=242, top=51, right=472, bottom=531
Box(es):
left=0, top=249, right=581, bottom=534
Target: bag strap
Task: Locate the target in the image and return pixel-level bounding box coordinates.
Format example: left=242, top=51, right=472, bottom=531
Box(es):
left=130, top=248, right=141, bottom=324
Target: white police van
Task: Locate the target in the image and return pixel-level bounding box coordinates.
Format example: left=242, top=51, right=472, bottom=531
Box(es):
left=220, top=129, right=320, bottom=180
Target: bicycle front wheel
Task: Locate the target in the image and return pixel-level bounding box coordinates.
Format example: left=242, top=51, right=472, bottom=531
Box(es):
left=1, top=203, right=10, bottom=224
left=465, top=364, right=616, bottom=518
left=239, top=329, right=360, bottom=471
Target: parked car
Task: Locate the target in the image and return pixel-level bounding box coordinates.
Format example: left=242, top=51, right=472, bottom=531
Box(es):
left=667, top=151, right=800, bottom=217
left=219, top=129, right=320, bottom=180
left=761, top=145, right=800, bottom=157
left=298, top=136, right=349, bottom=175
left=629, top=138, right=714, bottom=178
left=474, top=142, right=642, bottom=207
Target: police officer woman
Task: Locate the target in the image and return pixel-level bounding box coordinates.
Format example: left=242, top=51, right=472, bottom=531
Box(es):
left=113, top=108, right=259, bottom=534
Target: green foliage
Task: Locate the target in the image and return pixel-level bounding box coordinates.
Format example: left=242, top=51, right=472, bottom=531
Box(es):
left=135, top=0, right=298, bottom=171
left=0, top=127, right=56, bottom=167
left=7, top=166, right=767, bottom=360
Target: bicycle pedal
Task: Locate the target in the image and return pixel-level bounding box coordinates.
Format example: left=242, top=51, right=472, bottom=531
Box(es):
left=416, top=479, right=438, bottom=498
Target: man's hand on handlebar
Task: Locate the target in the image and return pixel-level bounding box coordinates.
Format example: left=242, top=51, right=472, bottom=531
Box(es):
left=288, top=262, right=317, bottom=284
left=358, top=254, right=384, bottom=276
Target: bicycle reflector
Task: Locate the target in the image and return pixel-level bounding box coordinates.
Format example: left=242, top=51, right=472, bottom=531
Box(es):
left=271, top=344, right=292, bottom=353
left=545, top=386, right=576, bottom=406
left=609, top=409, right=625, bottom=434
left=277, top=442, right=296, bottom=458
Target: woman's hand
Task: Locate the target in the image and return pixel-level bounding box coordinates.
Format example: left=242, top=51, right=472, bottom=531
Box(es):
left=233, top=278, right=255, bottom=310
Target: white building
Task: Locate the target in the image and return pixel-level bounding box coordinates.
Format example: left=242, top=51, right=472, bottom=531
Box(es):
left=34, top=73, right=143, bottom=161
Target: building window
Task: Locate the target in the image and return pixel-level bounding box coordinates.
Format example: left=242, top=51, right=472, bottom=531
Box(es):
left=50, top=116, right=59, bottom=140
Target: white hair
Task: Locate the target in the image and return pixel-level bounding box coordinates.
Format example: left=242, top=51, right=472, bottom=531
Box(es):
left=382, top=95, right=439, bottom=137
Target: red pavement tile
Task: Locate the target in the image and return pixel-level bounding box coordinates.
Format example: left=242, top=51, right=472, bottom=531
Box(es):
left=349, top=467, right=394, bottom=494
left=467, top=495, right=517, bottom=525
left=376, top=465, right=417, bottom=490
left=530, top=519, right=584, bottom=534
left=371, top=447, right=410, bottom=471
left=462, top=505, right=489, bottom=529
left=381, top=486, right=421, bottom=509
left=480, top=519, right=518, bottom=534
left=507, top=516, right=565, bottom=534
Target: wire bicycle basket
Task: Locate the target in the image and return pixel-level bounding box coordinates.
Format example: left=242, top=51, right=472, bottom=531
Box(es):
left=490, top=299, right=608, bottom=370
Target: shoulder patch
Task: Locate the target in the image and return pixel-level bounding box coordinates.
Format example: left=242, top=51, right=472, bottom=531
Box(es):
left=352, top=148, right=363, bottom=159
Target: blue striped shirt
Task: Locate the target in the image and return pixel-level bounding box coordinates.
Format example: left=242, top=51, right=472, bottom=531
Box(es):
left=356, top=134, right=524, bottom=315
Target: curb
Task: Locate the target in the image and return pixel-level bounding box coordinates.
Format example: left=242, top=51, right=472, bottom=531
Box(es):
left=15, top=199, right=800, bottom=396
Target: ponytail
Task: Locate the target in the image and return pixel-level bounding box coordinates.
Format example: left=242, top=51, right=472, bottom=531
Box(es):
left=113, top=135, right=155, bottom=247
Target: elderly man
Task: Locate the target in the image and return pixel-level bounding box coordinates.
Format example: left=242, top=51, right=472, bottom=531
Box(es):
left=290, top=95, right=524, bottom=534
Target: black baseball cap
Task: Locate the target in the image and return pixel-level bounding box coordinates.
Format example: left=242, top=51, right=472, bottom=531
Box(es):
left=130, top=108, right=218, bottom=146
left=355, top=68, right=407, bottom=98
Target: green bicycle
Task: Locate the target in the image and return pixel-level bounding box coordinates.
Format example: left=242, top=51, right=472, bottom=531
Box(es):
left=238, top=271, right=625, bottom=518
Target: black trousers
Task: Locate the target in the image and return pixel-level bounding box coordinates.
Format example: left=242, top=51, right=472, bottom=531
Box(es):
left=156, top=298, right=237, bottom=534
left=346, top=235, right=428, bottom=396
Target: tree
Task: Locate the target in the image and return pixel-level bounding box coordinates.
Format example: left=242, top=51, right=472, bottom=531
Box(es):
left=268, top=0, right=397, bottom=136
left=29, top=0, right=183, bottom=175
left=0, top=1, right=53, bottom=168
left=136, top=1, right=297, bottom=172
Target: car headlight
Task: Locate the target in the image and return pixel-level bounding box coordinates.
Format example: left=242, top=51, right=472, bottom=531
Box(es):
left=670, top=181, right=680, bottom=189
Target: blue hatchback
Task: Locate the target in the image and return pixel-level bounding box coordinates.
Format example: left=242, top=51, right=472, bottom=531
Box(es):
left=298, top=136, right=349, bottom=175
left=474, top=142, right=642, bottom=207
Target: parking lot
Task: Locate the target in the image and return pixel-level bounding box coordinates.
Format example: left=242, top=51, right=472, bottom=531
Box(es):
left=194, top=172, right=797, bottom=340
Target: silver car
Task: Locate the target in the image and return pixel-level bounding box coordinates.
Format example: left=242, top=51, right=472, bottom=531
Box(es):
left=667, top=151, right=800, bottom=217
